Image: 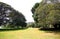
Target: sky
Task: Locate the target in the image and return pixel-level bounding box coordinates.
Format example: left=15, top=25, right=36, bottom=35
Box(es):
left=0, top=0, right=42, bottom=22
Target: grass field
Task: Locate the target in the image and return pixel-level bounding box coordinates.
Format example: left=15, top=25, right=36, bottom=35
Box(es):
left=0, top=28, right=60, bottom=39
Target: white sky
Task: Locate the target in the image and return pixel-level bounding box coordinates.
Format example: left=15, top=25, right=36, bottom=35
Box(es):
left=0, top=0, right=42, bottom=22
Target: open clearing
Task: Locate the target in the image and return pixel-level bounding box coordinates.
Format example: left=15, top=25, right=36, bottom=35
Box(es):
left=0, top=28, right=60, bottom=39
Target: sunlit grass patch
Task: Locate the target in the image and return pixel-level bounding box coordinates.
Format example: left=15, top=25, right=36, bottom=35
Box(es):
left=0, top=28, right=60, bottom=39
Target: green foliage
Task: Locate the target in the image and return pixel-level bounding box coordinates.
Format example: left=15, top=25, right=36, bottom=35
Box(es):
left=27, top=22, right=41, bottom=28
left=0, top=2, right=27, bottom=29
left=9, top=11, right=26, bottom=28
left=31, top=3, right=39, bottom=14
left=27, top=22, right=34, bottom=27
left=32, top=1, right=60, bottom=28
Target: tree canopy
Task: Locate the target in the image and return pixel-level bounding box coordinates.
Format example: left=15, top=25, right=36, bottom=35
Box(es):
left=0, top=2, right=27, bottom=28
left=31, top=0, right=60, bottom=28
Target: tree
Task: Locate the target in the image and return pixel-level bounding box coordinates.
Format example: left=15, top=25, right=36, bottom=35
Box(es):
left=31, top=3, right=39, bottom=14
left=0, top=2, right=27, bottom=28
left=9, top=11, right=27, bottom=28
left=31, top=0, right=60, bottom=28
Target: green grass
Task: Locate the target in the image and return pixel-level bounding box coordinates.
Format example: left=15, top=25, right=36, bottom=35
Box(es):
left=0, top=28, right=60, bottom=39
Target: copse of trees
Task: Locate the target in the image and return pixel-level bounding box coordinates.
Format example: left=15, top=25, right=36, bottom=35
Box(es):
left=31, top=0, right=60, bottom=28
left=0, top=2, right=27, bottom=29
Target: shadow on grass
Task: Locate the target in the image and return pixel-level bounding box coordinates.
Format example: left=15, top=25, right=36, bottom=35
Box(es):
left=39, top=28, right=60, bottom=34
left=0, top=28, right=28, bottom=32
left=40, top=28, right=60, bottom=31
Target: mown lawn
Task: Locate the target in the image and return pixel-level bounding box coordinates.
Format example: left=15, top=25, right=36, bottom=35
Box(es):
left=0, top=28, right=60, bottom=39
